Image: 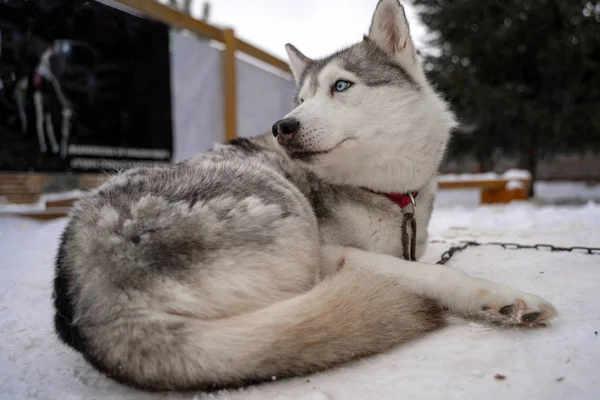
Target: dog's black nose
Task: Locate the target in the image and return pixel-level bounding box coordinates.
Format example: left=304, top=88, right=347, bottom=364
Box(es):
left=272, top=118, right=300, bottom=139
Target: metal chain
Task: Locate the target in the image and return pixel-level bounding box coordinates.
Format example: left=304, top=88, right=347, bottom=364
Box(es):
left=433, top=240, right=600, bottom=265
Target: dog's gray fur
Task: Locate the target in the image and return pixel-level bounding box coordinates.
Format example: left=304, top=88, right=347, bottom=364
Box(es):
left=53, top=0, right=557, bottom=392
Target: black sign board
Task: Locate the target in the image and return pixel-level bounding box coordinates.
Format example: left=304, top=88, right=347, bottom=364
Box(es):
left=0, top=0, right=173, bottom=172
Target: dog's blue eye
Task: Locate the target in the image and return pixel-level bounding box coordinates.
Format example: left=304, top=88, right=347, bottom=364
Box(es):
left=333, top=80, right=352, bottom=92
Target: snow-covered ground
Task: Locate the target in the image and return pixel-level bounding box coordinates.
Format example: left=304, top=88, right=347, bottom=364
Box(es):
left=1, top=190, right=599, bottom=399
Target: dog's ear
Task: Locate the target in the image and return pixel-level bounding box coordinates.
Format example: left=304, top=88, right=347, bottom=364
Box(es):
left=285, top=43, right=310, bottom=86
left=367, top=0, right=416, bottom=66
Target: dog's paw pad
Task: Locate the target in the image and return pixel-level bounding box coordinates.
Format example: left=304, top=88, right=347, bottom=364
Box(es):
left=521, top=312, right=541, bottom=322
left=480, top=294, right=558, bottom=327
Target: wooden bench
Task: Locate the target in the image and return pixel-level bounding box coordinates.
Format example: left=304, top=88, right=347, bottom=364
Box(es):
left=0, top=173, right=109, bottom=220
left=437, top=178, right=532, bottom=204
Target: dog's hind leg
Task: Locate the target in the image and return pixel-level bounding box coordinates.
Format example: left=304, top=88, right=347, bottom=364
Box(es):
left=322, top=246, right=558, bottom=327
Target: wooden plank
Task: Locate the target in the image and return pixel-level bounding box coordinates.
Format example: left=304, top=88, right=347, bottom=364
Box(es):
left=0, top=174, right=52, bottom=194
left=1, top=193, right=41, bottom=204
left=223, top=28, right=238, bottom=142
left=45, top=198, right=79, bottom=208
left=16, top=208, right=71, bottom=221
left=0, top=173, right=48, bottom=183
left=236, top=38, right=291, bottom=73
left=0, top=173, right=110, bottom=205
left=111, top=0, right=223, bottom=41
left=438, top=179, right=531, bottom=190
left=481, top=187, right=528, bottom=204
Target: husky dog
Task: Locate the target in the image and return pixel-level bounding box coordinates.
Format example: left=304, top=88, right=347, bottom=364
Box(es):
left=53, top=0, right=557, bottom=392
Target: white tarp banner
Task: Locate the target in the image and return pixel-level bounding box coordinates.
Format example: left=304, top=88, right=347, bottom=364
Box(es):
left=170, top=32, right=224, bottom=162
left=170, top=31, right=295, bottom=162
left=236, top=57, right=296, bottom=139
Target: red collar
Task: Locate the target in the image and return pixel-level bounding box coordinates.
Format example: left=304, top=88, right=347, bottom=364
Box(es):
left=365, top=189, right=418, bottom=208
left=364, top=188, right=419, bottom=261
left=385, top=191, right=418, bottom=208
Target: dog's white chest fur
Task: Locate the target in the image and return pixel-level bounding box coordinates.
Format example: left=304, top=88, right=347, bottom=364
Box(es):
left=334, top=201, right=403, bottom=255
left=318, top=183, right=435, bottom=259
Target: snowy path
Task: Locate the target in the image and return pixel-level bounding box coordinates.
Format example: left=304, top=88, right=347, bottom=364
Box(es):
left=1, top=200, right=599, bottom=399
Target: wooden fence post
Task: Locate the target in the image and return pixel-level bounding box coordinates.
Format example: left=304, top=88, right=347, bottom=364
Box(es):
left=222, top=28, right=237, bottom=142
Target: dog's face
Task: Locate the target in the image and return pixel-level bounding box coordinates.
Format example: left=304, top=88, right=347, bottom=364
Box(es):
left=276, top=39, right=423, bottom=165
left=273, top=0, right=456, bottom=190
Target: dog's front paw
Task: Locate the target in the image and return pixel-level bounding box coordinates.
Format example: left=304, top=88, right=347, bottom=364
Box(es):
left=478, top=289, right=558, bottom=327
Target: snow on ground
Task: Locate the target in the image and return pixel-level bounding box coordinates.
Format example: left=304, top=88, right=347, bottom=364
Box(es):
left=1, top=190, right=599, bottom=400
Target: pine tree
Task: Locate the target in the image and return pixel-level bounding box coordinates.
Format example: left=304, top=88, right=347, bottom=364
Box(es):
left=412, top=0, right=600, bottom=195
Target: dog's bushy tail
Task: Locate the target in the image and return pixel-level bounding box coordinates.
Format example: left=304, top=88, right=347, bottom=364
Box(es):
left=71, top=265, right=443, bottom=391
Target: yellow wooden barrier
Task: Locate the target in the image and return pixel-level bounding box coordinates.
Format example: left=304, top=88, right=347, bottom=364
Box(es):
left=222, top=28, right=238, bottom=141
left=438, top=179, right=531, bottom=204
